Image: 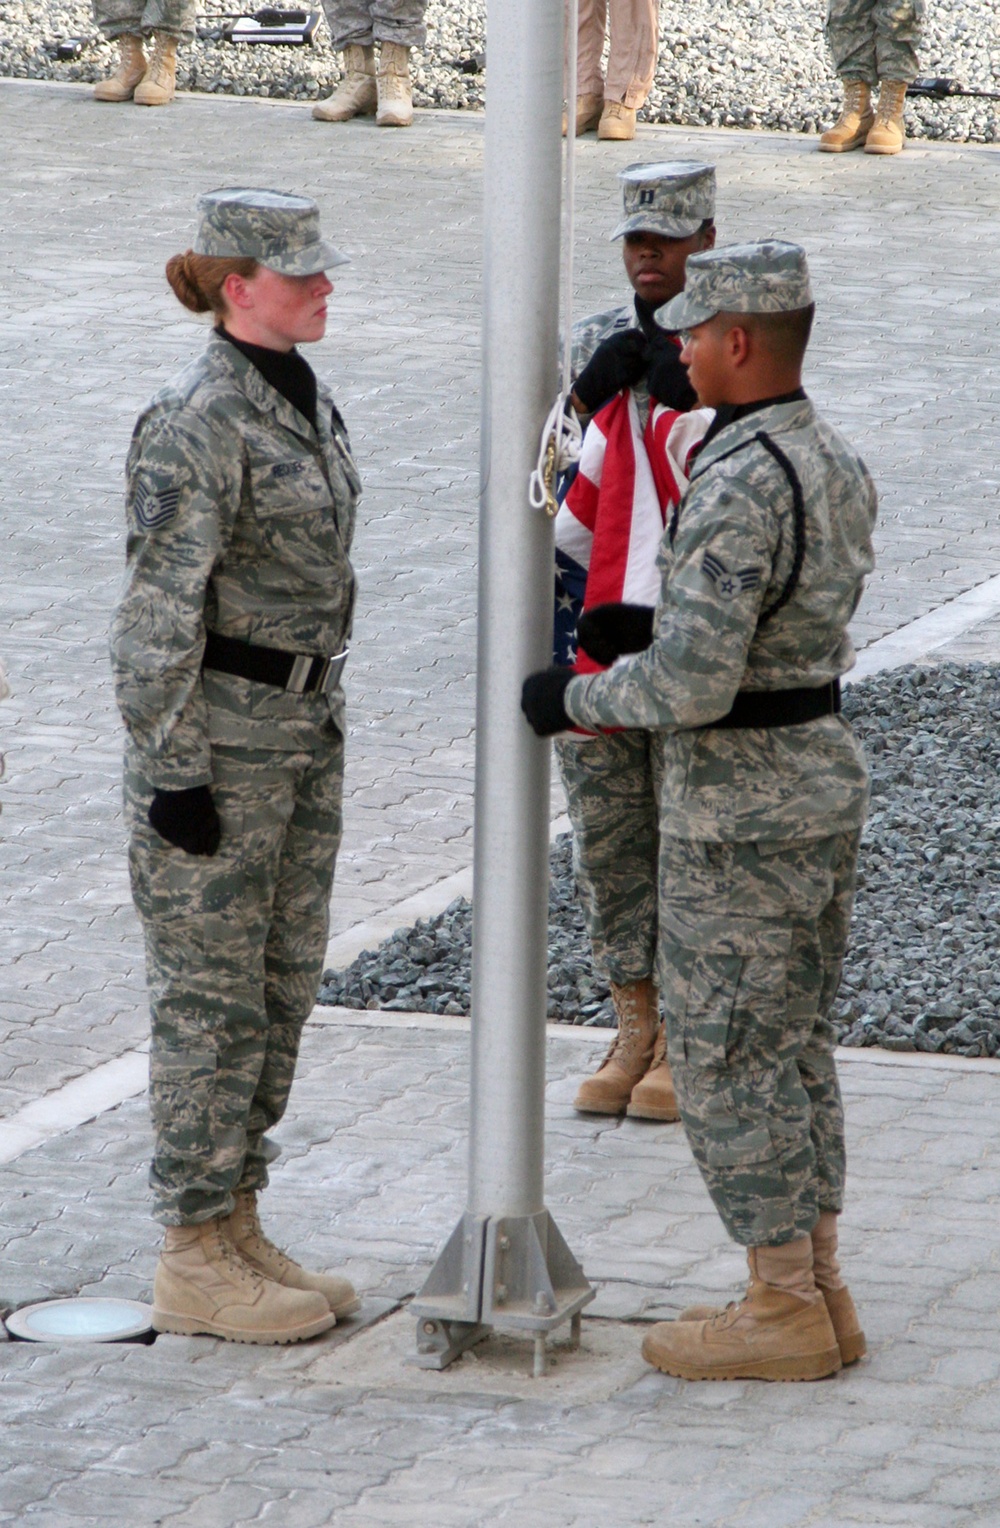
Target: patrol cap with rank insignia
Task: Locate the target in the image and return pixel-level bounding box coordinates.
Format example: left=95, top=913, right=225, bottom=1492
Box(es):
left=610, top=161, right=716, bottom=241
left=194, top=188, right=349, bottom=276
left=657, top=239, right=814, bottom=332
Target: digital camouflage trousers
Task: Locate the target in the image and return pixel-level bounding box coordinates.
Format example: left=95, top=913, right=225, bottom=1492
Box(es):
left=825, top=0, right=923, bottom=84
left=93, top=0, right=197, bottom=40
left=125, top=724, right=344, bottom=1225
left=555, top=729, right=663, bottom=988
left=658, top=829, right=861, bottom=1248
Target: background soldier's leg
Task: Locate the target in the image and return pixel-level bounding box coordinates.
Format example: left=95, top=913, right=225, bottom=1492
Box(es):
left=139, top=0, right=197, bottom=39
left=93, top=0, right=145, bottom=38
left=824, top=0, right=879, bottom=81
left=556, top=730, right=658, bottom=986
left=242, top=722, right=345, bottom=1190
left=659, top=835, right=849, bottom=1248
left=872, top=0, right=923, bottom=83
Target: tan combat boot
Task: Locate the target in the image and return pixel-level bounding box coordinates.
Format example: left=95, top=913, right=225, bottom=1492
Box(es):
left=152, top=1219, right=336, bottom=1344
left=574, top=978, right=658, bottom=1115
left=376, top=41, right=414, bottom=127
left=133, top=31, right=178, bottom=106
left=597, top=100, right=636, bottom=141
left=626, top=1021, right=680, bottom=1122
left=810, top=1210, right=866, bottom=1363
left=865, top=80, right=908, bottom=154
left=562, top=92, right=604, bottom=136
left=312, top=44, right=377, bottom=122
left=818, top=80, right=874, bottom=152
left=223, top=1189, right=361, bottom=1319
left=93, top=34, right=147, bottom=102
left=642, top=1239, right=841, bottom=1381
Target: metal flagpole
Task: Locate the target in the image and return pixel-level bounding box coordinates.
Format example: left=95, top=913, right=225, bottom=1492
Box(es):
left=410, top=0, right=594, bottom=1376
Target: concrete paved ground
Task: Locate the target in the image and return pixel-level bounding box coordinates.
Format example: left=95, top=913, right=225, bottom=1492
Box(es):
left=2, top=81, right=1000, bottom=1526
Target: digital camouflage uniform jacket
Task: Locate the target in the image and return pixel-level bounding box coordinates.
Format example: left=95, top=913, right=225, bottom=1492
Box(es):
left=564, top=396, right=878, bottom=842
left=111, top=331, right=360, bottom=790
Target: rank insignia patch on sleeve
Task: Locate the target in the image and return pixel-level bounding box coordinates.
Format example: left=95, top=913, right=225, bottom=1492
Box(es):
left=133, top=482, right=182, bottom=530
left=701, top=551, right=762, bottom=600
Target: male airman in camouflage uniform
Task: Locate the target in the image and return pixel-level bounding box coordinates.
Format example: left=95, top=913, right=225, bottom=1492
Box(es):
left=559, top=162, right=715, bottom=1123
left=524, top=241, right=877, bottom=1381
left=112, top=189, right=361, bottom=1344
left=92, top=0, right=195, bottom=105
left=820, top=0, right=923, bottom=154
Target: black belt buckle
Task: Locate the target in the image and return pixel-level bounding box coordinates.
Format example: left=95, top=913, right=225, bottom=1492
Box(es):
left=287, top=649, right=348, bottom=695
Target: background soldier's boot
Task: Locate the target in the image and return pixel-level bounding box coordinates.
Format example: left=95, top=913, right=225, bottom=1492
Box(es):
left=626, top=1021, right=680, bottom=1121
left=642, top=1239, right=841, bottom=1381
left=93, top=34, right=147, bottom=101
left=312, top=44, right=376, bottom=121
left=133, top=32, right=179, bottom=106
left=818, top=80, right=873, bottom=152
left=597, top=100, right=636, bottom=141
left=574, top=978, right=658, bottom=1114
left=811, top=1210, right=866, bottom=1364
left=223, top=1189, right=361, bottom=1319
left=562, top=92, right=603, bottom=136
left=376, top=41, right=414, bottom=127
left=864, top=80, right=908, bottom=154
left=152, top=1220, right=336, bottom=1344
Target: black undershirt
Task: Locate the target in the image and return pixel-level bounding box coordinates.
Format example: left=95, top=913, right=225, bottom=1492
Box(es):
left=218, top=326, right=318, bottom=432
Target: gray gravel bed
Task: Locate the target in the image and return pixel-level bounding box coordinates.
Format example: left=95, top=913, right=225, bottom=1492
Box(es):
left=319, top=663, right=1000, bottom=1057
left=5, top=0, right=999, bottom=143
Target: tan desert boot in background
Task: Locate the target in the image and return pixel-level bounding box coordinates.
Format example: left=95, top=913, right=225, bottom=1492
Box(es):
left=93, top=34, right=146, bottom=102
left=376, top=41, right=414, bottom=127
left=865, top=80, right=908, bottom=154
left=312, top=44, right=376, bottom=122
left=133, top=31, right=178, bottom=106
left=818, top=80, right=873, bottom=152
left=574, top=978, right=658, bottom=1114
left=223, top=1189, right=361, bottom=1318
left=152, top=1220, right=336, bottom=1344
left=626, top=1021, right=680, bottom=1121
left=562, top=93, right=603, bottom=136
left=597, top=101, right=636, bottom=141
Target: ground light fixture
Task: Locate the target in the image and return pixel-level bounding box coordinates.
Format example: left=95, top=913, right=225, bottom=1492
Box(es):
left=5, top=1298, right=154, bottom=1344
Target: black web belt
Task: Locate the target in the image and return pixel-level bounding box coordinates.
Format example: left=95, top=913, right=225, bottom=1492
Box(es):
left=202, top=630, right=348, bottom=695
left=705, top=679, right=841, bottom=730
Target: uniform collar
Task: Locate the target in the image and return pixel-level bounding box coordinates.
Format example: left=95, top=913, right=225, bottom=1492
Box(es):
left=691, top=391, right=813, bottom=478
left=206, top=328, right=320, bottom=442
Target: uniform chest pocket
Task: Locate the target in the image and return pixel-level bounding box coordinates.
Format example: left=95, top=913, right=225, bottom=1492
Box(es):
left=248, top=457, right=334, bottom=520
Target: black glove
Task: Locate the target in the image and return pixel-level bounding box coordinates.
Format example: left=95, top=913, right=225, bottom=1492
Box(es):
left=646, top=336, right=697, bottom=412
left=576, top=603, right=655, bottom=666
left=521, top=668, right=574, bottom=737
left=148, top=785, right=222, bottom=857
left=573, top=330, right=649, bottom=413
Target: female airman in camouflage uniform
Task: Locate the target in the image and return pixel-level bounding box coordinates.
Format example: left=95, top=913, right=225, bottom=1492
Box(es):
left=111, top=188, right=361, bottom=1345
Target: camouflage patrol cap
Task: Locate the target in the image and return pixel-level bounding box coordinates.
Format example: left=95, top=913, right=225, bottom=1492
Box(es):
left=194, top=188, right=348, bottom=275
left=657, top=239, right=814, bottom=331
left=610, top=161, right=716, bottom=241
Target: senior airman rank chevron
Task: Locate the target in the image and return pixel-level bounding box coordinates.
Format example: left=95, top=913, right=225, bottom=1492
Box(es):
left=553, top=392, right=714, bottom=676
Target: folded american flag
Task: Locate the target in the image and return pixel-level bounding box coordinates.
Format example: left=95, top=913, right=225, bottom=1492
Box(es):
left=553, top=392, right=713, bottom=675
